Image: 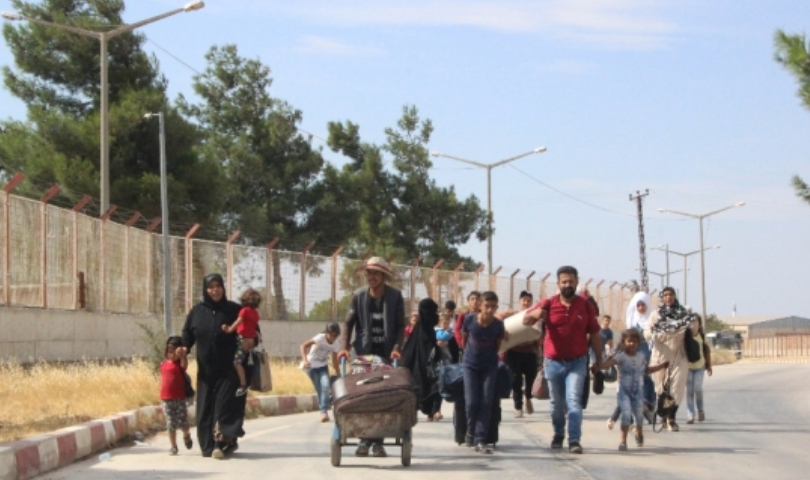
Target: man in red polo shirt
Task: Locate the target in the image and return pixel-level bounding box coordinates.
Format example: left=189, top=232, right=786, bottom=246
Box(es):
left=523, top=265, right=602, bottom=454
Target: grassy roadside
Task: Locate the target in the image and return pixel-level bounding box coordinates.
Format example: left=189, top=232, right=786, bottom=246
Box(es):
left=711, top=349, right=739, bottom=366
left=0, top=358, right=314, bottom=444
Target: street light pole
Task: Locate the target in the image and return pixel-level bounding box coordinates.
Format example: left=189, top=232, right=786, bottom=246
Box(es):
left=2, top=1, right=205, bottom=213
left=431, top=146, right=547, bottom=274
left=642, top=269, right=685, bottom=291
left=658, top=202, right=745, bottom=321
left=653, top=245, right=720, bottom=305
left=145, top=112, right=171, bottom=333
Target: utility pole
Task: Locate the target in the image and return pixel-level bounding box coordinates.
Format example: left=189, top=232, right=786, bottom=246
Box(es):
left=630, top=189, right=650, bottom=290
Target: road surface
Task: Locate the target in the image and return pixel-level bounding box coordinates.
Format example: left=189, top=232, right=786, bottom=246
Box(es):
left=40, top=362, right=810, bottom=480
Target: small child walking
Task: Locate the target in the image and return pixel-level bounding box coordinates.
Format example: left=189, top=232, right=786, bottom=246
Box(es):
left=435, top=313, right=454, bottom=365
left=300, top=322, right=342, bottom=422
left=222, top=288, right=262, bottom=397
left=686, top=315, right=712, bottom=424
left=404, top=311, right=419, bottom=339
left=160, top=336, right=193, bottom=455
left=598, top=329, right=669, bottom=451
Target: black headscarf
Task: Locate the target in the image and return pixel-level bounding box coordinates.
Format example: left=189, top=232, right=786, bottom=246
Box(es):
left=202, top=273, right=228, bottom=310
left=651, top=289, right=693, bottom=334
left=402, top=298, right=440, bottom=416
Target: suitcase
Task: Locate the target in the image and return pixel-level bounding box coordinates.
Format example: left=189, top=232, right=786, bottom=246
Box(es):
left=332, top=367, right=417, bottom=426
left=453, top=397, right=501, bottom=445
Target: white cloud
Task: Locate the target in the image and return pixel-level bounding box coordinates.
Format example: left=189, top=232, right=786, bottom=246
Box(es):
left=293, top=35, right=384, bottom=56
left=233, top=0, right=678, bottom=50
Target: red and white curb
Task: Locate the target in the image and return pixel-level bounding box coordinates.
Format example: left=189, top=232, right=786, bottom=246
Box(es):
left=0, top=394, right=317, bottom=480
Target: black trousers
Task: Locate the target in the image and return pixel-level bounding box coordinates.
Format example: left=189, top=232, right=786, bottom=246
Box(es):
left=505, top=351, right=538, bottom=410
left=195, top=366, right=248, bottom=455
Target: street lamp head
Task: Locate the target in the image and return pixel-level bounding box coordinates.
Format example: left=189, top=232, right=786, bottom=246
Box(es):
left=713, top=245, right=721, bottom=249
left=1, top=11, right=23, bottom=21
left=183, top=0, right=205, bottom=12
left=735, top=201, right=746, bottom=207
left=657, top=208, right=665, bottom=213
left=430, top=151, right=441, bottom=157
left=533, top=146, right=547, bottom=153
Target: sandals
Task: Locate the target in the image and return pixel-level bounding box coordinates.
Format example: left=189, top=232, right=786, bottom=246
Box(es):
left=618, top=442, right=627, bottom=451
left=184, top=435, right=193, bottom=450
left=635, top=431, right=644, bottom=447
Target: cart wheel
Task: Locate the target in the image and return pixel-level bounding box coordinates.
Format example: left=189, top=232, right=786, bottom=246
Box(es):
left=401, top=430, right=412, bottom=467
left=330, top=437, right=341, bottom=467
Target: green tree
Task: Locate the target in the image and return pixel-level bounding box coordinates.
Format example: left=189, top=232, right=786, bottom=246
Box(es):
left=704, top=314, right=730, bottom=333
left=774, top=30, right=810, bottom=205
left=180, top=44, right=360, bottom=318
left=0, top=0, right=221, bottom=223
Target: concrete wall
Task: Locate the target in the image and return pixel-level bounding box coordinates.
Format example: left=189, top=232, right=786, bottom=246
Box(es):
left=0, top=307, right=333, bottom=362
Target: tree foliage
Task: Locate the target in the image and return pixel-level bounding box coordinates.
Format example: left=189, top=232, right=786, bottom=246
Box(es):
left=0, top=0, right=221, bottom=223
left=774, top=30, right=810, bottom=206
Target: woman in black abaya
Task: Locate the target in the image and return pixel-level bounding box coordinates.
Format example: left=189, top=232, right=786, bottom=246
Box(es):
left=181, top=274, right=247, bottom=458
left=402, top=298, right=442, bottom=420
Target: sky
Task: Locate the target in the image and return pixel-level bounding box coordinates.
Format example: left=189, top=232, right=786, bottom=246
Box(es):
left=1, top=0, right=809, bottom=318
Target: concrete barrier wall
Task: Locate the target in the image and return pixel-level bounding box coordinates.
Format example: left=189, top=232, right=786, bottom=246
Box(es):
left=0, top=307, right=333, bottom=362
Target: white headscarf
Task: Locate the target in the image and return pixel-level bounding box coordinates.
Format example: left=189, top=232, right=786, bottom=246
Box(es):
left=625, top=292, right=652, bottom=331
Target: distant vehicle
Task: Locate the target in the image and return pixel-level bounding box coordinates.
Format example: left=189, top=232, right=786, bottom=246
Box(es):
left=706, top=330, right=743, bottom=359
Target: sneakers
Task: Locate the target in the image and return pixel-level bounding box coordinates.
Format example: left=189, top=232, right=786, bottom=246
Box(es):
left=355, top=444, right=370, bottom=457
left=169, top=446, right=178, bottom=456
left=686, top=417, right=695, bottom=425
left=550, top=435, right=564, bottom=449
left=606, top=418, right=615, bottom=430
left=235, top=386, right=248, bottom=397
left=475, top=443, right=493, bottom=454
left=371, top=444, right=387, bottom=457
left=465, top=433, right=474, bottom=448
left=525, top=398, right=534, bottom=415
left=618, top=442, right=627, bottom=452
left=514, top=409, right=524, bottom=418
left=569, top=442, right=583, bottom=454
left=698, top=411, right=705, bottom=422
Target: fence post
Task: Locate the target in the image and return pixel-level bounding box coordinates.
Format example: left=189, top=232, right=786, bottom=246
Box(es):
left=99, top=205, right=117, bottom=312
left=491, top=266, right=502, bottom=292
left=145, top=218, right=162, bottom=314
left=2, top=173, right=24, bottom=306
left=71, top=195, right=92, bottom=309
left=266, top=238, right=280, bottom=320
left=525, top=271, right=536, bottom=297
left=226, top=230, right=241, bottom=297
left=431, top=259, right=445, bottom=300
left=184, top=224, right=200, bottom=313
left=453, top=262, right=465, bottom=305
left=539, top=273, right=551, bottom=299
left=608, top=281, right=618, bottom=323
left=123, top=213, right=142, bottom=313
left=474, top=264, right=485, bottom=292
left=39, top=185, right=61, bottom=308
left=595, top=280, right=605, bottom=316
left=410, top=257, right=422, bottom=311
left=300, top=242, right=315, bottom=321
left=509, top=269, right=520, bottom=309
left=330, top=246, right=344, bottom=321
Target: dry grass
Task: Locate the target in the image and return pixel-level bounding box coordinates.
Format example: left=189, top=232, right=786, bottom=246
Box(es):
left=711, top=349, right=739, bottom=366
left=0, top=358, right=315, bottom=444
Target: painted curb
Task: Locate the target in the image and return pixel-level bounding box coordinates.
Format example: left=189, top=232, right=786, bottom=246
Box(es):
left=0, top=394, right=317, bottom=480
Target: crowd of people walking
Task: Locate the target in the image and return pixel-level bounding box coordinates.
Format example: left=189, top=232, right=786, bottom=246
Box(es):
left=164, top=259, right=712, bottom=459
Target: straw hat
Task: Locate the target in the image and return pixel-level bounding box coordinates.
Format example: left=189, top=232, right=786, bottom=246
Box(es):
left=363, top=256, right=394, bottom=279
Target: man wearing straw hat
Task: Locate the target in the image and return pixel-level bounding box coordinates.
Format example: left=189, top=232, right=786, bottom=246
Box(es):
left=338, top=256, right=405, bottom=457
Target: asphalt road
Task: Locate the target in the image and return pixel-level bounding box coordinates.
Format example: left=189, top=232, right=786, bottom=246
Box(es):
left=40, top=362, right=810, bottom=480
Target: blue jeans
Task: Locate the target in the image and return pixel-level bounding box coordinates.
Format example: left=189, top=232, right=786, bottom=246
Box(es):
left=618, top=387, right=644, bottom=428
left=686, top=368, right=705, bottom=418
left=307, top=366, right=330, bottom=413
left=463, top=365, right=498, bottom=445
left=638, top=341, right=656, bottom=408
left=544, top=355, right=587, bottom=444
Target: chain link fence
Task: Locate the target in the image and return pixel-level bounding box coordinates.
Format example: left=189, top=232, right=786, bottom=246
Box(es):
left=1, top=190, right=639, bottom=322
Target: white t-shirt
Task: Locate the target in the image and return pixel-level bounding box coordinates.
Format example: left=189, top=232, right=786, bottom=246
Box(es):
left=307, top=333, right=340, bottom=368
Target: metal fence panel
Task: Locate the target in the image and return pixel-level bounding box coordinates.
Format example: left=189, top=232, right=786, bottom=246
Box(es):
left=46, top=206, right=73, bottom=309
left=9, top=196, right=41, bottom=306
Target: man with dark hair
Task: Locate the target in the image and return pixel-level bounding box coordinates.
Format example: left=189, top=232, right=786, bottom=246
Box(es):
left=504, top=291, right=540, bottom=418
left=455, top=291, right=482, bottom=351
left=523, top=266, right=602, bottom=454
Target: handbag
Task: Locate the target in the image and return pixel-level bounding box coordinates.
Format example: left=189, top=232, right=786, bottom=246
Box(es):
left=531, top=368, right=549, bottom=400
left=183, top=372, right=195, bottom=400
left=249, top=347, right=273, bottom=392
left=655, top=369, right=677, bottom=432
left=684, top=328, right=702, bottom=363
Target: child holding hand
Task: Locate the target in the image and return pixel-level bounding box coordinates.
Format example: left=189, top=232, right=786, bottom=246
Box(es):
left=597, top=329, right=669, bottom=451
left=160, top=336, right=193, bottom=455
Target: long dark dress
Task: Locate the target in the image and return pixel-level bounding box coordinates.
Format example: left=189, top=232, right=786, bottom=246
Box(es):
left=181, top=274, right=247, bottom=456
left=402, top=298, right=441, bottom=416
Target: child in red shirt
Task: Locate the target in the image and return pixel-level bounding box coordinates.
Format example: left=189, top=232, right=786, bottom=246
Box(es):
left=160, top=336, right=193, bottom=455
left=222, top=288, right=262, bottom=396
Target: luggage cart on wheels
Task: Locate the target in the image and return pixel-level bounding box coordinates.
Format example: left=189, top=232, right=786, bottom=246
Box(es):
left=330, top=359, right=416, bottom=467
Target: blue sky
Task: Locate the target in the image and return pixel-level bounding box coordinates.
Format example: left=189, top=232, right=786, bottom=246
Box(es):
left=1, top=0, right=809, bottom=318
